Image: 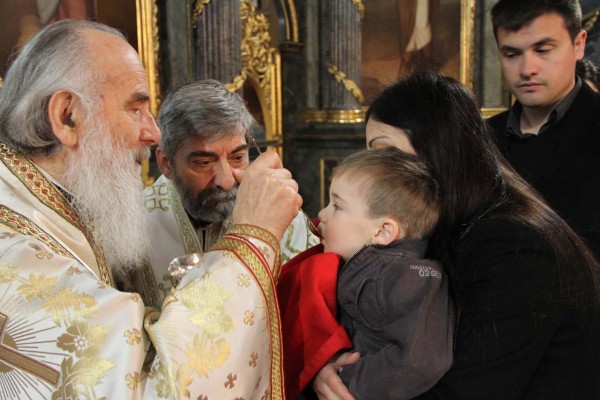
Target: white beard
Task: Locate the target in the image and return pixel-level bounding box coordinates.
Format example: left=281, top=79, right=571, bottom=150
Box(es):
left=62, top=118, right=151, bottom=271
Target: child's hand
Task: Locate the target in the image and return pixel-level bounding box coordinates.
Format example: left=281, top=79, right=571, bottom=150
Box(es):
left=313, top=352, right=361, bottom=400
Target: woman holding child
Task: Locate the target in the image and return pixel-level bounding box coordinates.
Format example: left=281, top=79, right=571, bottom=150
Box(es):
left=313, top=72, right=600, bottom=399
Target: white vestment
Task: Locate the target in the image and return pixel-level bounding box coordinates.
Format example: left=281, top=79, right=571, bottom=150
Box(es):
left=0, top=143, right=291, bottom=399
left=128, top=175, right=319, bottom=309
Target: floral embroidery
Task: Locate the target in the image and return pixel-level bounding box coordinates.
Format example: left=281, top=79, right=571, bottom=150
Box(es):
left=73, top=356, right=114, bottom=387
left=52, top=345, right=114, bottom=399
left=224, top=373, right=237, bottom=388
left=244, top=310, right=254, bottom=326
left=185, top=335, right=230, bottom=378
left=18, top=273, right=56, bottom=301
left=52, top=358, right=80, bottom=400
left=237, top=273, right=251, bottom=287
left=126, top=372, right=140, bottom=390
left=43, top=288, right=97, bottom=325
left=179, top=278, right=234, bottom=337
left=249, top=352, right=258, bottom=367
left=124, top=328, right=142, bottom=345
left=149, top=361, right=175, bottom=399
left=67, top=266, right=82, bottom=276
left=57, top=320, right=110, bottom=358
left=35, top=250, right=53, bottom=260
left=261, top=387, right=270, bottom=400
left=0, top=263, right=19, bottom=284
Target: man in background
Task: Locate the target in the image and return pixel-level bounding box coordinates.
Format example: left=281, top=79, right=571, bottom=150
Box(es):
left=488, top=0, right=600, bottom=258
left=125, top=80, right=319, bottom=308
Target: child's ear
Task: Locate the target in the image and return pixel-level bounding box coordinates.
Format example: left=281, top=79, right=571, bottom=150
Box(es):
left=372, top=218, right=403, bottom=245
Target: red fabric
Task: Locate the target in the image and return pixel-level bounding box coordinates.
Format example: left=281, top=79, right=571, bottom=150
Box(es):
left=277, top=244, right=352, bottom=400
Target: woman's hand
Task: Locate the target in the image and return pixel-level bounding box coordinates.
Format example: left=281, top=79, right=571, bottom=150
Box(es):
left=313, top=352, right=361, bottom=400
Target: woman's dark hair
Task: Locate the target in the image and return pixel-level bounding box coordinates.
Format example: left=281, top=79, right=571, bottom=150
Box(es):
left=366, top=71, right=600, bottom=317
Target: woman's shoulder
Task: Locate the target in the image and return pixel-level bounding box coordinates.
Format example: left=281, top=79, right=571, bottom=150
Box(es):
left=455, top=214, right=559, bottom=288
left=463, top=214, right=541, bottom=240
left=458, top=214, right=551, bottom=259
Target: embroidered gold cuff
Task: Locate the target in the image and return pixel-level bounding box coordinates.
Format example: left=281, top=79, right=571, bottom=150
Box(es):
left=225, top=224, right=280, bottom=253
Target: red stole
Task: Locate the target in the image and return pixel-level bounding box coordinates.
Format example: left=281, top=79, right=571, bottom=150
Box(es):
left=276, top=244, right=352, bottom=399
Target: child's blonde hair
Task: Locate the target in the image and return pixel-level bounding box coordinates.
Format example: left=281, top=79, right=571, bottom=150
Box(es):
left=332, top=147, right=440, bottom=239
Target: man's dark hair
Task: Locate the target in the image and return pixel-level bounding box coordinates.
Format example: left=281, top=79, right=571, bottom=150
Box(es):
left=491, top=0, right=582, bottom=41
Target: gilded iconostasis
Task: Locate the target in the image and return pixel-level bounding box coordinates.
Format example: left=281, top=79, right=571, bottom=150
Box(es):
left=2, top=0, right=600, bottom=215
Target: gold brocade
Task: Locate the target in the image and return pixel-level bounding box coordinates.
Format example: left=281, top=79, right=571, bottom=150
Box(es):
left=0, top=312, right=60, bottom=386
left=177, top=275, right=233, bottom=380
left=0, top=264, right=116, bottom=398
left=0, top=205, right=73, bottom=260
left=225, top=224, right=280, bottom=256
left=168, top=180, right=203, bottom=255
left=0, top=144, right=114, bottom=287
left=211, top=232, right=284, bottom=400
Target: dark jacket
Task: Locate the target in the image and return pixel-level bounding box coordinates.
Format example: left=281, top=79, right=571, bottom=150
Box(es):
left=488, top=83, right=600, bottom=259
left=416, top=216, right=600, bottom=399
left=338, top=239, right=454, bottom=400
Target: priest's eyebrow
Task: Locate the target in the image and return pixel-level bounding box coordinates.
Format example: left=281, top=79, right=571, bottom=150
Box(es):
left=127, top=92, right=151, bottom=106
left=188, top=144, right=249, bottom=159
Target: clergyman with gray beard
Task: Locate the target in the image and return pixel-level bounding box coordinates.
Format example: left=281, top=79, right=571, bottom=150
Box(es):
left=0, top=19, right=306, bottom=398
left=118, top=79, right=320, bottom=310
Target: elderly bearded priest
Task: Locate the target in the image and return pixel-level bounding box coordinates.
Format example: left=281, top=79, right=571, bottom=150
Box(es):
left=119, top=80, right=319, bottom=309
left=0, top=20, right=304, bottom=399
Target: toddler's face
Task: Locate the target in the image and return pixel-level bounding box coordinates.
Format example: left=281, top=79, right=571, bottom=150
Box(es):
left=317, top=174, right=380, bottom=260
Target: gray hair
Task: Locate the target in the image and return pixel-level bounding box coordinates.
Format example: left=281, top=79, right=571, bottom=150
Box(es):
left=0, top=20, right=125, bottom=156
left=157, top=80, right=255, bottom=162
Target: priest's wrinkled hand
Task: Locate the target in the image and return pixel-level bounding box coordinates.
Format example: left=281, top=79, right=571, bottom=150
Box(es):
left=232, top=151, right=302, bottom=241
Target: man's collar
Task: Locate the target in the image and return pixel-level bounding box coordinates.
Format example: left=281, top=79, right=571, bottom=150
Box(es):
left=506, top=76, right=582, bottom=138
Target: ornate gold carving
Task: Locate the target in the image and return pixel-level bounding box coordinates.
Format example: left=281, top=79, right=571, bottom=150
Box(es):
left=325, top=61, right=364, bottom=104
left=481, top=107, right=508, bottom=119
left=300, top=109, right=366, bottom=124
left=0, top=75, right=3, bottom=88
left=240, top=0, right=275, bottom=110
left=583, top=8, right=600, bottom=31
left=352, top=0, right=365, bottom=19
left=227, top=0, right=283, bottom=156
left=136, top=0, right=161, bottom=118
left=193, top=0, right=213, bottom=28
left=279, top=0, right=300, bottom=42
left=460, top=0, right=476, bottom=90
left=136, top=0, right=161, bottom=187
left=225, top=71, right=248, bottom=93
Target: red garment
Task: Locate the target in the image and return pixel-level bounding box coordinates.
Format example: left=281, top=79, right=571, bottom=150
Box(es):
left=277, top=244, right=352, bottom=399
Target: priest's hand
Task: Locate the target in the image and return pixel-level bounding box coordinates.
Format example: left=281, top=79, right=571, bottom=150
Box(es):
left=232, top=151, right=301, bottom=241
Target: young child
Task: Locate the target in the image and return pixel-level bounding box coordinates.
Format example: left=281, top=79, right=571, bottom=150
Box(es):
left=277, top=147, right=454, bottom=400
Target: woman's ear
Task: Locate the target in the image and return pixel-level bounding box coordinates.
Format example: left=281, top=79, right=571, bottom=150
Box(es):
left=372, top=218, right=404, bottom=245
left=48, top=90, right=82, bottom=148
left=156, top=147, right=174, bottom=179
